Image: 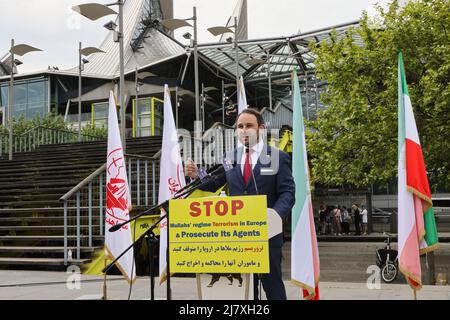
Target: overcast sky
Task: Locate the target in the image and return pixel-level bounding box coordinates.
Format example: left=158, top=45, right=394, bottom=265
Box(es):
left=0, top=0, right=389, bottom=73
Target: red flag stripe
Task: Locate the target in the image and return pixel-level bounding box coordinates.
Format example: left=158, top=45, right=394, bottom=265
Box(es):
left=303, top=286, right=320, bottom=300
left=405, top=139, right=432, bottom=204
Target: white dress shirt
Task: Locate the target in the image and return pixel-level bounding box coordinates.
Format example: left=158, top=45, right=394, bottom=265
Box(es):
left=240, top=139, right=264, bottom=174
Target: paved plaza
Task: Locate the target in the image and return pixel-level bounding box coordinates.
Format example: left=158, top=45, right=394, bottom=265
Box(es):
left=0, top=270, right=448, bottom=300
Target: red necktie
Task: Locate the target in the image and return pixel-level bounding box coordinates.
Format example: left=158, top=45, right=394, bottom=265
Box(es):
left=243, top=149, right=252, bottom=185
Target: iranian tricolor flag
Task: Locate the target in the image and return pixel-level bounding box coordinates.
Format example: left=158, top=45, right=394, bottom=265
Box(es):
left=397, top=52, right=439, bottom=290
left=104, top=90, right=135, bottom=283
left=290, top=70, right=320, bottom=300
left=158, top=84, right=186, bottom=284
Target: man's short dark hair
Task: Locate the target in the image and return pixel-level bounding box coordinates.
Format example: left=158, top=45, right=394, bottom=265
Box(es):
left=236, top=108, right=265, bottom=126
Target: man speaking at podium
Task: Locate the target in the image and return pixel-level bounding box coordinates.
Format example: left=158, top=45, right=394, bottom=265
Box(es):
left=185, top=108, right=295, bottom=300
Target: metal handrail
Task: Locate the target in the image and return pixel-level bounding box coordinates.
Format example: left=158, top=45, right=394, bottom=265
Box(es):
left=60, top=151, right=161, bottom=265
left=59, top=153, right=159, bottom=202
left=59, top=163, right=107, bottom=201
left=19, top=125, right=102, bottom=140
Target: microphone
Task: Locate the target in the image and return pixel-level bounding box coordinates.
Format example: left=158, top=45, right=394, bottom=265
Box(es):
left=109, top=222, right=124, bottom=232
left=175, top=158, right=234, bottom=198
left=175, top=163, right=222, bottom=197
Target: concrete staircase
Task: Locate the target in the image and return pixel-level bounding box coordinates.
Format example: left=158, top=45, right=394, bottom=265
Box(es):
left=0, top=137, right=161, bottom=270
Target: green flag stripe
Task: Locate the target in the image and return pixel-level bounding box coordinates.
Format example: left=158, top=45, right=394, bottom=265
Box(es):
left=424, top=208, right=439, bottom=246
left=398, top=52, right=406, bottom=153
left=398, top=52, right=438, bottom=249
left=398, top=52, right=410, bottom=96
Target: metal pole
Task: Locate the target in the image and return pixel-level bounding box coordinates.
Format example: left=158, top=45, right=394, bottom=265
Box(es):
left=193, top=6, right=200, bottom=128
left=175, top=86, right=179, bottom=129
left=135, top=67, right=139, bottom=137
left=76, top=191, right=81, bottom=259
left=201, top=83, right=205, bottom=131
left=119, top=0, right=126, bottom=151
left=8, top=39, right=14, bottom=161
left=64, top=200, right=68, bottom=265
left=305, top=72, right=309, bottom=121
left=221, top=80, right=225, bottom=124
left=234, top=17, right=239, bottom=88
left=78, top=41, right=82, bottom=142
left=267, top=55, right=272, bottom=110
left=314, top=71, right=319, bottom=113
left=427, top=252, right=436, bottom=285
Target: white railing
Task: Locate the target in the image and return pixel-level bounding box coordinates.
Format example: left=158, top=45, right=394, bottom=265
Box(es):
left=0, top=126, right=104, bottom=158
left=59, top=153, right=159, bottom=265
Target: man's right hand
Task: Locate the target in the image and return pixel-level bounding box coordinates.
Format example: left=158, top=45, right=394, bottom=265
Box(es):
left=185, top=159, right=199, bottom=179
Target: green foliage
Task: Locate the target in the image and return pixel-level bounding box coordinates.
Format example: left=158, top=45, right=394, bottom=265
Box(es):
left=0, top=112, right=106, bottom=139
left=82, top=125, right=107, bottom=139
left=307, top=0, right=450, bottom=190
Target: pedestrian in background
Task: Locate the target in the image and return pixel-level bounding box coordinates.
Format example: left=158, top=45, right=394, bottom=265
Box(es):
left=361, top=205, right=368, bottom=235
left=326, top=205, right=333, bottom=235
left=352, top=204, right=361, bottom=236
left=332, top=205, right=342, bottom=236
left=341, top=206, right=351, bottom=235
left=319, top=205, right=327, bottom=235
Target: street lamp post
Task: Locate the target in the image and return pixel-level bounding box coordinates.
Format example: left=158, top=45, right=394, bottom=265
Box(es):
left=193, top=7, right=199, bottom=132
left=118, top=1, right=125, bottom=150
left=160, top=7, right=199, bottom=130
left=78, top=43, right=104, bottom=141
left=72, top=1, right=125, bottom=149
left=234, top=17, right=239, bottom=89
left=78, top=42, right=82, bottom=142
left=207, top=17, right=240, bottom=87
left=8, top=40, right=14, bottom=161
left=8, top=39, right=42, bottom=160
left=267, top=56, right=272, bottom=110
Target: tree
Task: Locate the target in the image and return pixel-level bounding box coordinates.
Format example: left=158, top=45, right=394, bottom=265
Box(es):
left=307, top=0, right=450, bottom=191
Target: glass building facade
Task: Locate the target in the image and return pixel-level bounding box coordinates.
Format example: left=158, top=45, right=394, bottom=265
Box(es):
left=0, top=77, right=48, bottom=124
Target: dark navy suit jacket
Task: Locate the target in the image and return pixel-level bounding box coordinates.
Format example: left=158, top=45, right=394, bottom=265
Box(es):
left=200, top=144, right=296, bottom=246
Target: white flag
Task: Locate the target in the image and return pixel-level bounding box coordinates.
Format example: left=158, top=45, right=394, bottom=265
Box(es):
left=237, top=76, right=247, bottom=113
left=158, top=85, right=186, bottom=284
left=104, top=90, right=135, bottom=283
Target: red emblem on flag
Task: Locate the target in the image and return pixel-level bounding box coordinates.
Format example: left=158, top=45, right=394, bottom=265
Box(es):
left=105, top=148, right=129, bottom=230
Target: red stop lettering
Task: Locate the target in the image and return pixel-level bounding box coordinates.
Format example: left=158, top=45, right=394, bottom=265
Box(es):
left=189, top=201, right=201, bottom=217
left=203, top=201, right=214, bottom=216
left=231, top=200, right=244, bottom=215
left=215, top=200, right=228, bottom=216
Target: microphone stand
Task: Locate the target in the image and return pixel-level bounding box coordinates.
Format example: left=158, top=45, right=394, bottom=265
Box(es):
left=108, top=171, right=218, bottom=233
left=102, top=172, right=225, bottom=300
left=102, top=213, right=164, bottom=300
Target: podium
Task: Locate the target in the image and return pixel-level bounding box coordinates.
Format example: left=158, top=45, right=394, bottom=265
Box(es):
left=195, top=208, right=282, bottom=300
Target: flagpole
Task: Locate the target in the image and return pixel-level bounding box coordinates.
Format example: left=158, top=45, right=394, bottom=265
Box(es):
left=103, top=253, right=108, bottom=300
left=413, top=289, right=417, bottom=300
